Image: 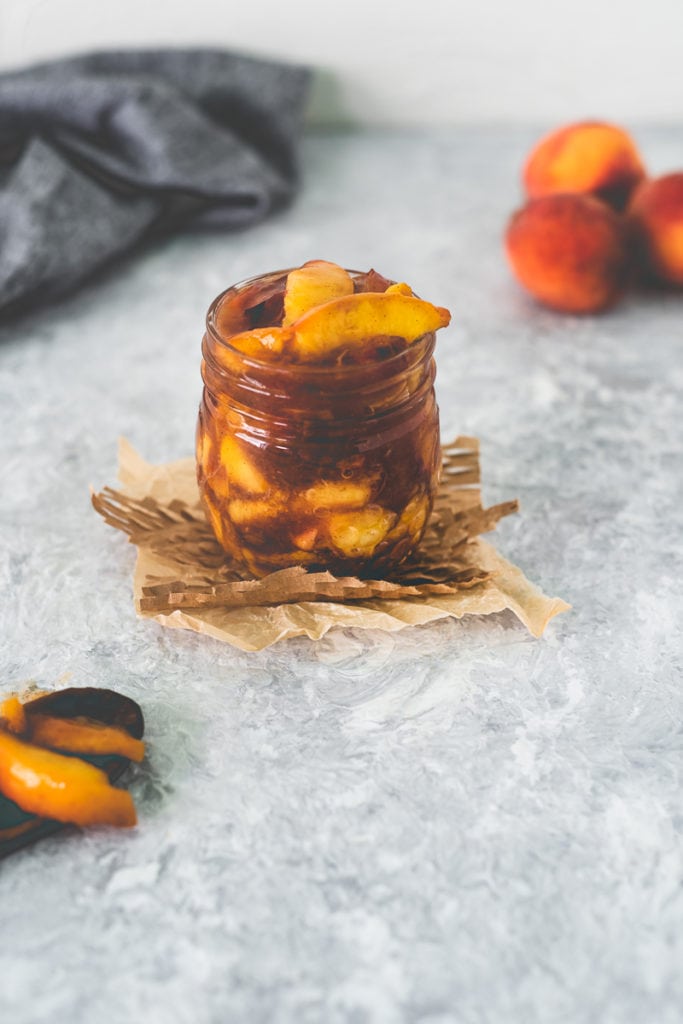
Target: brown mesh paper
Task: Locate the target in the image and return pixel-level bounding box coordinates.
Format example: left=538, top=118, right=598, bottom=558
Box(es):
left=92, top=438, right=570, bottom=651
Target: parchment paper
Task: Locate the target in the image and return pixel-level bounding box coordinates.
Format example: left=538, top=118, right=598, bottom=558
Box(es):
left=92, top=438, right=570, bottom=651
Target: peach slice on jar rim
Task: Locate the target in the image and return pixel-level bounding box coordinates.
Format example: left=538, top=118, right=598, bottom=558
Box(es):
left=219, top=289, right=450, bottom=365
left=285, top=291, right=450, bottom=362
left=282, top=260, right=355, bottom=325
left=213, top=326, right=288, bottom=366
left=384, top=282, right=413, bottom=296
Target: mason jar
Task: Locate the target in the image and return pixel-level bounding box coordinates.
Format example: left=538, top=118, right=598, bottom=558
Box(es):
left=196, top=269, right=441, bottom=578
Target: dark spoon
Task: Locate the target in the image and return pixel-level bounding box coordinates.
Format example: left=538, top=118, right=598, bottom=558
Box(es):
left=0, top=687, right=144, bottom=860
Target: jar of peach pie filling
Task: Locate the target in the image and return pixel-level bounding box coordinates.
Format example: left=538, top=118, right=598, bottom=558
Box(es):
left=196, top=268, right=444, bottom=578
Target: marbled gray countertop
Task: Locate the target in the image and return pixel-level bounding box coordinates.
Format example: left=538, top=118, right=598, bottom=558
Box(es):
left=1, top=126, right=681, bottom=1024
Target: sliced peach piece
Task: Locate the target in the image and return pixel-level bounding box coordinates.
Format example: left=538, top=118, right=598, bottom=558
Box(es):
left=287, top=293, right=451, bottom=362
left=28, top=715, right=145, bottom=763
left=215, top=327, right=288, bottom=366
left=196, top=427, right=214, bottom=480
left=206, top=468, right=230, bottom=501
left=291, top=526, right=318, bottom=551
left=385, top=282, right=413, bottom=296
left=228, top=497, right=283, bottom=525
left=220, top=436, right=269, bottom=494
left=326, top=507, right=396, bottom=558
left=386, top=492, right=430, bottom=544
left=202, top=493, right=228, bottom=548
left=301, top=478, right=374, bottom=511
left=0, top=730, right=137, bottom=828
left=283, top=260, right=354, bottom=326
left=0, top=695, right=27, bottom=735
left=236, top=546, right=318, bottom=576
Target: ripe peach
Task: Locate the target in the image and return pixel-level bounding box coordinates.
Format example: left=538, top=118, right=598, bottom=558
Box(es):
left=524, top=121, right=646, bottom=210
left=628, top=173, right=683, bottom=286
left=505, top=193, right=629, bottom=313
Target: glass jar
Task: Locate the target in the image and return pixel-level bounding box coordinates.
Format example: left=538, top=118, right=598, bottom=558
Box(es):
left=196, top=269, right=441, bottom=578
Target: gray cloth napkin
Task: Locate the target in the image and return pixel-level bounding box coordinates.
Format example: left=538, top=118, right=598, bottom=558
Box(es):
left=0, top=49, right=310, bottom=316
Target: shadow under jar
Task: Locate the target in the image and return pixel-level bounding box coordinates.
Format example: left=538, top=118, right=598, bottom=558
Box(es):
left=197, top=269, right=442, bottom=578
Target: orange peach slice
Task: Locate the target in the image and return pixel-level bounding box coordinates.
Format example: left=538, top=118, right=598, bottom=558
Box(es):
left=291, top=526, right=319, bottom=551
left=326, top=507, right=396, bottom=558
left=227, top=497, right=284, bottom=525
left=28, top=714, right=145, bottom=763
left=287, top=292, right=451, bottom=362
left=283, top=260, right=354, bottom=326
left=386, top=492, right=430, bottom=544
left=202, top=493, right=228, bottom=548
left=217, top=327, right=288, bottom=364
left=385, top=282, right=413, bottom=296
left=0, top=730, right=137, bottom=828
left=196, top=427, right=214, bottom=480
left=301, top=478, right=374, bottom=511
left=0, top=695, right=27, bottom=735
left=240, top=548, right=318, bottom=574
left=205, top=467, right=230, bottom=501
left=220, top=436, right=269, bottom=494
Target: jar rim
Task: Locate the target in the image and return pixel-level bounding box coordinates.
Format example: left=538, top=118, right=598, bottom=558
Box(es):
left=205, top=268, right=436, bottom=379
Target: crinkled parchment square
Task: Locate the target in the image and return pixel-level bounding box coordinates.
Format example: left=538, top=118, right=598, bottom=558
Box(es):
left=92, top=437, right=569, bottom=651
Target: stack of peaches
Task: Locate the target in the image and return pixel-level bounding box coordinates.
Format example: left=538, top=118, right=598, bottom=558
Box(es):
left=505, top=121, right=683, bottom=312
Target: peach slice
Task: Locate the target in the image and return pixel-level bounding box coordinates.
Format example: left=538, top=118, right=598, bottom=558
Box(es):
left=205, top=466, right=230, bottom=502
left=196, top=427, right=214, bottom=482
left=282, top=260, right=354, bottom=326
left=386, top=492, right=431, bottom=544
left=227, top=497, right=284, bottom=525
left=0, top=695, right=27, bottom=735
left=216, top=327, right=288, bottom=364
left=28, top=715, right=145, bottom=763
left=326, top=507, right=396, bottom=558
left=291, top=526, right=318, bottom=551
left=0, top=729, right=137, bottom=828
left=220, top=436, right=269, bottom=494
left=202, top=493, right=229, bottom=549
left=287, top=292, right=451, bottom=362
left=301, top=478, right=374, bottom=511
left=240, top=548, right=318, bottom=575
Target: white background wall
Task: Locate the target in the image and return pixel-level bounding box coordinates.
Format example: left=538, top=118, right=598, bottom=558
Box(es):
left=1, top=0, right=682, bottom=126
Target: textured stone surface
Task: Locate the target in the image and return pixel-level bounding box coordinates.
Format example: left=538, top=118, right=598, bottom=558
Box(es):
left=1, top=126, right=682, bottom=1024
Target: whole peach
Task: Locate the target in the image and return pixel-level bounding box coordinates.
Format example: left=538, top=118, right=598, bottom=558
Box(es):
left=524, top=121, right=646, bottom=210
left=505, top=193, right=629, bottom=313
left=628, top=173, right=683, bottom=287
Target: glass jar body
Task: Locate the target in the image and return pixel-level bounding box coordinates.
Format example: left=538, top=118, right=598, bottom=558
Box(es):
left=196, top=271, right=441, bottom=578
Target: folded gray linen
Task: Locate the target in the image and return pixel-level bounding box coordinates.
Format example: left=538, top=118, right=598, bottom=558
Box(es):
left=0, top=49, right=310, bottom=315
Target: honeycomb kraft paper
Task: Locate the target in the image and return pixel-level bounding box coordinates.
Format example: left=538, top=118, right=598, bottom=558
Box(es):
left=92, top=437, right=570, bottom=652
